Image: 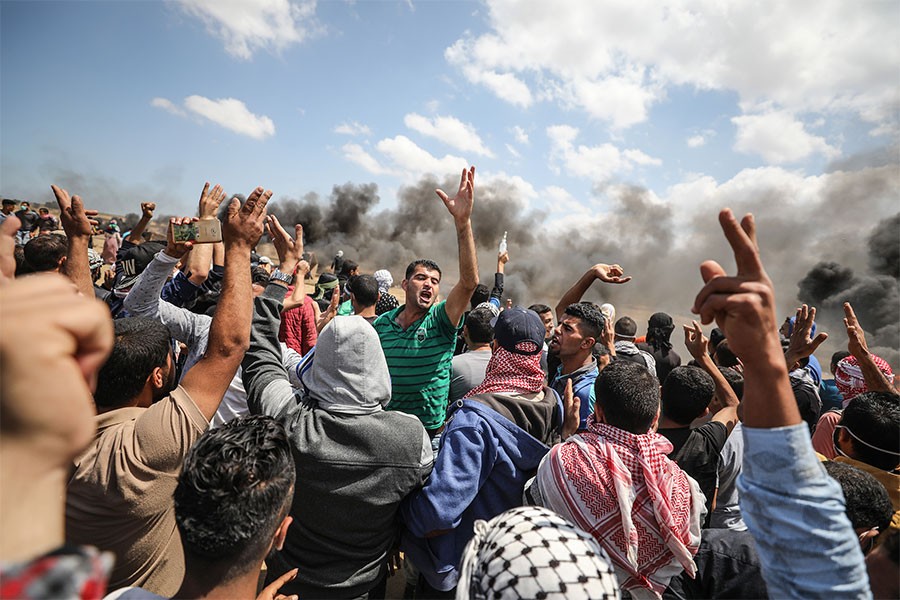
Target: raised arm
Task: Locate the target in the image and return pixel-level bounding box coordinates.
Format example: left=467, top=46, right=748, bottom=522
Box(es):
left=51, top=185, right=99, bottom=297
left=843, top=302, right=897, bottom=393
left=180, top=188, right=270, bottom=421
left=184, top=182, right=226, bottom=286
left=1, top=211, right=113, bottom=562
left=241, top=215, right=305, bottom=416
left=783, top=304, right=829, bottom=370
left=126, top=201, right=156, bottom=245
left=489, top=250, right=508, bottom=307
left=683, top=320, right=739, bottom=433
left=692, top=209, right=867, bottom=598
left=439, top=167, right=479, bottom=327
left=554, top=263, right=631, bottom=321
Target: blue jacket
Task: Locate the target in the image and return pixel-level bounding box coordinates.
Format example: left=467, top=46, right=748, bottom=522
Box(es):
left=400, top=396, right=555, bottom=591
left=550, top=361, right=598, bottom=431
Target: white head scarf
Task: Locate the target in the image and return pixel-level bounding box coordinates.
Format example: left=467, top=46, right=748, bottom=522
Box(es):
left=374, top=269, right=393, bottom=294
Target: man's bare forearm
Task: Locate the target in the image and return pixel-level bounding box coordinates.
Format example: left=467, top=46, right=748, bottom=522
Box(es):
left=128, top=215, right=153, bottom=245
left=695, top=353, right=740, bottom=409
left=555, top=268, right=595, bottom=321
left=207, top=244, right=252, bottom=360
left=456, top=219, right=478, bottom=290
left=858, top=352, right=897, bottom=393
left=62, top=236, right=94, bottom=297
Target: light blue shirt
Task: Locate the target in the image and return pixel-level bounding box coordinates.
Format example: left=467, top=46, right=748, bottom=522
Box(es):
left=738, top=423, right=871, bottom=599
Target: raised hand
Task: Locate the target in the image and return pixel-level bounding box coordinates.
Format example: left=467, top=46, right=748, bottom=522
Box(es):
left=682, top=320, right=709, bottom=361
left=561, top=379, right=581, bottom=439
left=784, top=304, right=828, bottom=366
left=198, top=182, right=226, bottom=220
left=265, top=215, right=303, bottom=273
left=591, top=263, right=631, bottom=285
left=51, top=185, right=98, bottom=239
left=165, top=217, right=198, bottom=259
left=224, top=187, right=271, bottom=249
left=843, top=302, right=869, bottom=359
left=691, top=210, right=780, bottom=364
left=141, top=202, right=156, bottom=219
left=316, top=287, right=341, bottom=333
left=436, top=166, right=475, bottom=223
left=498, top=250, right=509, bottom=265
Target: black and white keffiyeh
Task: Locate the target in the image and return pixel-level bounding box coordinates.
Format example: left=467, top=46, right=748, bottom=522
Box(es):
left=456, top=506, right=620, bottom=600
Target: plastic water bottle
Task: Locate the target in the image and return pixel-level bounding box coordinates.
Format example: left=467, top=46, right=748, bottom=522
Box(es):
left=498, top=231, right=508, bottom=254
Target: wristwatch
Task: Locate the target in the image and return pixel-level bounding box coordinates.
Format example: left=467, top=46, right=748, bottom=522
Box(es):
left=269, top=269, right=294, bottom=286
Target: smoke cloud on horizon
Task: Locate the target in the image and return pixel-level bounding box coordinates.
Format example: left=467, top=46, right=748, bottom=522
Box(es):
left=265, top=165, right=899, bottom=369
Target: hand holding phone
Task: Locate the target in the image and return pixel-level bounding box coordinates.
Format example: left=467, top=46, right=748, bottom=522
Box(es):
left=172, top=219, right=222, bottom=244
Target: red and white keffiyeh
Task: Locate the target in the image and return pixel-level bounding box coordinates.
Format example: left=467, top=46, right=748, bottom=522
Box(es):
left=464, top=345, right=545, bottom=398
left=534, top=418, right=703, bottom=598
left=835, top=355, right=894, bottom=406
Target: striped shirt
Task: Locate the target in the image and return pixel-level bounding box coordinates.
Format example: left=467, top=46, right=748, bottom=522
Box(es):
left=374, top=300, right=461, bottom=430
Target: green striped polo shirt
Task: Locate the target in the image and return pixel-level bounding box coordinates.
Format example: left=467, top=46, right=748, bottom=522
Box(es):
left=374, top=300, right=461, bottom=430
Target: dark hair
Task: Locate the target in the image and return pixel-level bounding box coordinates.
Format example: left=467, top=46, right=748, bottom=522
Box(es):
left=528, top=303, right=552, bottom=316
left=831, top=350, right=851, bottom=373
left=470, top=284, right=490, bottom=308
left=661, top=366, right=715, bottom=425
left=718, top=366, right=744, bottom=400
left=790, top=375, right=822, bottom=433
left=564, top=302, right=605, bottom=341
left=709, top=328, right=725, bottom=351
left=13, top=245, right=29, bottom=276
left=595, top=360, right=660, bottom=434
left=614, top=316, right=637, bottom=338
left=823, top=461, right=893, bottom=533
left=840, top=392, right=900, bottom=471
left=2, top=199, right=15, bottom=206
left=94, top=318, right=171, bottom=408
left=348, top=274, right=379, bottom=308
left=338, top=259, right=358, bottom=279
left=250, top=267, right=270, bottom=287
left=175, top=415, right=296, bottom=579
left=38, top=207, right=49, bottom=214
left=464, top=307, right=494, bottom=344
left=714, top=340, right=740, bottom=368
left=23, top=234, right=66, bottom=272
left=405, top=259, right=441, bottom=280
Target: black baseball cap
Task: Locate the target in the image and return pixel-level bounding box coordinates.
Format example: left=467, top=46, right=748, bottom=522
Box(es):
left=491, top=306, right=545, bottom=356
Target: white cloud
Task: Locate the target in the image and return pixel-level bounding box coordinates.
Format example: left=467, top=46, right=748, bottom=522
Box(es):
left=404, top=113, right=494, bottom=157
left=512, top=125, right=529, bottom=145
left=177, top=0, right=319, bottom=60
left=687, top=135, right=706, bottom=148
left=342, top=143, right=392, bottom=175
left=481, top=171, right=538, bottom=202
left=334, top=121, right=372, bottom=136
left=445, top=1, right=899, bottom=131
left=445, top=39, right=533, bottom=107
left=543, top=185, right=589, bottom=216
left=151, top=97, right=186, bottom=117
left=375, top=135, right=468, bottom=178
left=505, top=143, right=521, bottom=158
left=183, top=95, right=275, bottom=139
left=732, top=111, right=840, bottom=164
left=546, top=124, right=661, bottom=181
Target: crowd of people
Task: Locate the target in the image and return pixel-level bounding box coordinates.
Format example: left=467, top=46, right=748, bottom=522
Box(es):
left=0, top=167, right=897, bottom=600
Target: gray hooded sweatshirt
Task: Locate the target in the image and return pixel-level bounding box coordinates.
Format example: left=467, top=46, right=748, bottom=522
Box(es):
left=242, top=284, right=433, bottom=599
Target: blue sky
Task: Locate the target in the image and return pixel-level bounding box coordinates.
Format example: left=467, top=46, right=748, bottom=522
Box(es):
left=3, top=0, right=896, bottom=222
left=3, top=0, right=899, bottom=365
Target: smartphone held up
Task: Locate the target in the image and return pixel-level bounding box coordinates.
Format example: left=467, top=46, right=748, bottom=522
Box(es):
left=172, top=219, right=222, bottom=244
